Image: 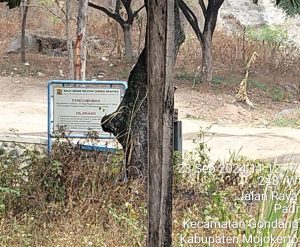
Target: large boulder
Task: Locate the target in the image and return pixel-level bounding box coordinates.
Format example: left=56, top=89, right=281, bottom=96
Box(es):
left=5, top=34, right=102, bottom=57
left=6, top=34, right=39, bottom=54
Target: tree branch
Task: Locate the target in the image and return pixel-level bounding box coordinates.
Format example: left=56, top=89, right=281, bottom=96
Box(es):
left=121, top=0, right=134, bottom=24
left=215, top=0, right=225, bottom=10
left=178, top=0, right=203, bottom=40
left=42, top=3, right=65, bottom=23
left=198, top=0, right=207, bottom=16
left=54, top=0, right=65, bottom=15
left=115, top=0, right=121, bottom=16
left=133, top=4, right=145, bottom=17
left=88, top=1, right=125, bottom=26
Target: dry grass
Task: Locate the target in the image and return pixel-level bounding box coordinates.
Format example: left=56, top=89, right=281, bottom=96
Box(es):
left=0, top=141, right=147, bottom=247
left=0, top=139, right=275, bottom=247
left=176, top=31, right=300, bottom=76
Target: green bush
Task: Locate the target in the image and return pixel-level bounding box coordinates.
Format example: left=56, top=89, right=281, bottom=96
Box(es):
left=246, top=25, right=288, bottom=44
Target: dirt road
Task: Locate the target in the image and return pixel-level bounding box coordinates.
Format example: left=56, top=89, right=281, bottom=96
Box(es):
left=0, top=76, right=299, bottom=168
left=182, top=119, right=300, bottom=165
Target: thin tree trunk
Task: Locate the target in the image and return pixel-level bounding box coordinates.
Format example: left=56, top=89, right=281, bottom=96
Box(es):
left=21, top=0, right=29, bottom=63
left=201, top=33, right=213, bottom=83
left=123, top=24, right=134, bottom=63
left=65, top=0, right=74, bottom=79
left=75, top=0, right=88, bottom=80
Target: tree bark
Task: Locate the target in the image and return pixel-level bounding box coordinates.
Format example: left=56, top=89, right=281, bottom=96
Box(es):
left=21, top=0, right=29, bottom=63
left=178, top=0, right=223, bottom=84
left=65, top=0, right=74, bottom=79
left=101, top=0, right=184, bottom=176
left=102, top=48, right=148, bottom=176
left=200, top=3, right=220, bottom=83
left=147, top=0, right=167, bottom=239
left=146, top=0, right=175, bottom=245
left=201, top=32, right=213, bottom=83
left=123, top=24, right=134, bottom=63
left=75, top=0, right=88, bottom=80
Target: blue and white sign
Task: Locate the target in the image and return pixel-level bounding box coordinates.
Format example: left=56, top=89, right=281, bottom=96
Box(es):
left=48, top=80, right=127, bottom=152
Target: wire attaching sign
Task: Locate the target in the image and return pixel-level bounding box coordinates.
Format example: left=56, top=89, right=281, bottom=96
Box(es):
left=48, top=80, right=127, bottom=152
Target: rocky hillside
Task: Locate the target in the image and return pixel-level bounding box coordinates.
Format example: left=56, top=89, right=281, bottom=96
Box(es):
left=219, top=0, right=300, bottom=46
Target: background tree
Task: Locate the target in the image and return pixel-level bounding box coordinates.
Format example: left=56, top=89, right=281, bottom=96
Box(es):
left=178, top=0, right=224, bottom=83
left=36, top=0, right=75, bottom=78
left=75, top=0, right=89, bottom=80
left=20, top=0, right=29, bottom=62
left=65, top=0, right=74, bottom=78
left=88, top=0, right=144, bottom=63
left=0, top=0, right=28, bottom=62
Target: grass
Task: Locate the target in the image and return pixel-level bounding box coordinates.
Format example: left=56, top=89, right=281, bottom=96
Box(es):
left=245, top=25, right=288, bottom=44
left=185, top=113, right=201, bottom=120
left=249, top=80, right=269, bottom=92
left=273, top=117, right=300, bottom=128
left=175, top=70, right=202, bottom=83
left=0, top=132, right=299, bottom=246
left=249, top=79, right=286, bottom=102
left=211, top=76, right=226, bottom=85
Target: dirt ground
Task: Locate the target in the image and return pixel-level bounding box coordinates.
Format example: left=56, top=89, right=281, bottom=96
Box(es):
left=0, top=74, right=298, bottom=133
left=175, top=82, right=299, bottom=126
left=0, top=74, right=299, bottom=170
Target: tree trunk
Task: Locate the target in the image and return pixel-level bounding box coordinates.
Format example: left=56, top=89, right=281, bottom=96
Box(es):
left=65, top=0, right=74, bottom=79
left=102, top=49, right=148, bottom=176
left=147, top=0, right=168, bottom=240
left=147, top=0, right=175, bottom=245
left=75, top=0, right=88, bottom=80
left=21, top=0, right=29, bottom=63
left=201, top=32, right=213, bottom=83
left=101, top=0, right=185, bottom=176
left=123, top=24, right=134, bottom=63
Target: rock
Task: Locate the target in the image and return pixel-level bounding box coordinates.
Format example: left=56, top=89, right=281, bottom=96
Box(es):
left=6, top=34, right=39, bottom=54
left=58, top=70, right=64, bottom=77
left=219, top=0, right=300, bottom=47
left=95, top=69, right=106, bottom=76
left=15, top=146, right=25, bottom=157
left=8, top=149, right=20, bottom=158
left=9, top=142, right=16, bottom=148
left=275, top=108, right=300, bottom=119
left=1, top=142, right=9, bottom=148
left=37, top=71, right=46, bottom=77
left=101, top=57, right=109, bottom=62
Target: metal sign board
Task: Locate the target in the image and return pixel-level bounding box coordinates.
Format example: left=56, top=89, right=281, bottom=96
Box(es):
left=47, top=80, right=127, bottom=152
left=53, top=87, right=121, bottom=132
